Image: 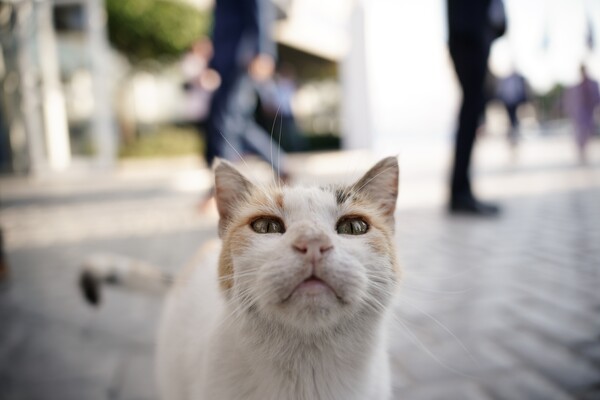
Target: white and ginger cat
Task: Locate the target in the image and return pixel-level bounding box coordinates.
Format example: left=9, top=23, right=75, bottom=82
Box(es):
left=81, top=156, right=400, bottom=400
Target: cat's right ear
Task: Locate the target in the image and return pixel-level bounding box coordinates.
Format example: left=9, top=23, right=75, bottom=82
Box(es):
left=352, top=156, right=399, bottom=227
left=214, top=159, right=255, bottom=237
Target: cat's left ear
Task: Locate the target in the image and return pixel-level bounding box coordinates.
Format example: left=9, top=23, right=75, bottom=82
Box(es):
left=214, top=159, right=255, bottom=237
left=353, top=156, right=399, bottom=224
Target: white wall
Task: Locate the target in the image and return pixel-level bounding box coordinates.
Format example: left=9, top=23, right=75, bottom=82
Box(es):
left=342, top=0, right=459, bottom=155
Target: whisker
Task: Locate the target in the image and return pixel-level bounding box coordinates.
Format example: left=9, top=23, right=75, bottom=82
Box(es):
left=277, top=109, right=283, bottom=189
left=270, top=103, right=282, bottom=186
left=399, top=297, right=478, bottom=366
left=401, top=265, right=480, bottom=282
left=351, top=163, right=398, bottom=194
left=218, top=129, right=249, bottom=170
left=216, top=269, right=261, bottom=282
left=391, top=315, right=478, bottom=379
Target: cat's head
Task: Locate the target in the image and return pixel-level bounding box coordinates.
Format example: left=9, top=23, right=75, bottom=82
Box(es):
left=214, top=157, right=399, bottom=333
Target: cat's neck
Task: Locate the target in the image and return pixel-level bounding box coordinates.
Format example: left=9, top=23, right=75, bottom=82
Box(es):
left=223, top=305, right=390, bottom=399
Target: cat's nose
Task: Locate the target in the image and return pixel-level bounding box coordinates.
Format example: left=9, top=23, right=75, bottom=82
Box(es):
left=292, top=235, right=333, bottom=262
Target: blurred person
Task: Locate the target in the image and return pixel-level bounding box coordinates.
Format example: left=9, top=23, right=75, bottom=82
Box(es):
left=0, top=228, right=8, bottom=281
left=564, top=65, right=600, bottom=164
left=256, top=62, right=307, bottom=152
left=447, top=0, right=505, bottom=216
left=181, top=38, right=220, bottom=131
left=496, top=70, right=528, bottom=148
left=205, top=0, right=290, bottom=179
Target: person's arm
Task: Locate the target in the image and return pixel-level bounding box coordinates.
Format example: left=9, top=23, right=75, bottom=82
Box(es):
left=244, top=0, right=277, bottom=81
left=244, top=0, right=277, bottom=59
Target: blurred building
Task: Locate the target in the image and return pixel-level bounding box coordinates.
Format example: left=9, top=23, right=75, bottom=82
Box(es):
left=3, top=0, right=600, bottom=176
left=1, top=0, right=350, bottom=175
left=0, top=0, right=115, bottom=175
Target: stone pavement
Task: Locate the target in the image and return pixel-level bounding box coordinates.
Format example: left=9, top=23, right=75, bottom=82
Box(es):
left=0, top=132, right=599, bottom=400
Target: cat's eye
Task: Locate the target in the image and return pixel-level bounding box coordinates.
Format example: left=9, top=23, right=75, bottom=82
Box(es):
left=251, top=217, right=285, bottom=234
left=336, top=217, right=368, bottom=235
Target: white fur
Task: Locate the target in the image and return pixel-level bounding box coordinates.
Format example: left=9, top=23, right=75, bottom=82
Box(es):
left=157, top=161, right=398, bottom=400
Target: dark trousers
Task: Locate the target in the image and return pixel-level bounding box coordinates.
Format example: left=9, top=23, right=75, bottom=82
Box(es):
left=206, top=72, right=286, bottom=175
left=448, top=36, right=491, bottom=198
left=505, top=102, right=519, bottom=143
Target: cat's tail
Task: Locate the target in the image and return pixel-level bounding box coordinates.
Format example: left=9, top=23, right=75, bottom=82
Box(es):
left=79, top=253, right=173, bottom=306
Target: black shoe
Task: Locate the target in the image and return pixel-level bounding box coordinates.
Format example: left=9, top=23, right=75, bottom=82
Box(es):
left=449, top=195, right=501, bottom=217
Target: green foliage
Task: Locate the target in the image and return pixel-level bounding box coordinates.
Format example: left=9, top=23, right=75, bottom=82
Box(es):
left=277, top=45, right=338, bottom=81
left=119, top=126, right=203, bottom=158
left=105, top=0, right=211, bottom=63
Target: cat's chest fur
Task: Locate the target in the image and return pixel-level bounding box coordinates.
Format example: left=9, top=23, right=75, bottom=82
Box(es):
left=156, top=157, right=399, bottom=400
left=213, top=324, right=388, bottom=399
left=158, top=246, right=392, bottom=400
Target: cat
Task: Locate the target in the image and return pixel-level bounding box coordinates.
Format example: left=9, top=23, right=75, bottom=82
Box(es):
left=81, top=156, right=400, bottom=400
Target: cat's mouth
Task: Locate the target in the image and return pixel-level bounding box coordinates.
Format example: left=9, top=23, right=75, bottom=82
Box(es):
left=282, top=275, right=342, bottom=302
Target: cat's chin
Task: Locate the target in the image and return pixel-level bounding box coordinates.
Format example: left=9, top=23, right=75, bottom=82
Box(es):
left=286, top=276, right=339, bottom=301
left=263, top=276, right=348, bottom=329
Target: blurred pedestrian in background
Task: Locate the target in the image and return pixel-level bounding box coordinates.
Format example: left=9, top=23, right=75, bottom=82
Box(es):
left=181, top=37, right=220, bottom=137
left=205, top=0, right=290, bottom=179
left=496, top=69, right=528, bottom=148
left=256, top=62, right=307, bottom=153
left=0, top=229, right=8, bottom=282
left=447, top=0, right=505, bottom=216
left=564, top=65, right=600, bottom=164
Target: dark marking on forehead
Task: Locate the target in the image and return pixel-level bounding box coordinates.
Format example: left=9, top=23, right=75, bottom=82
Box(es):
left=320, top=184, right=358, bottom=205
left=335, top=188, right=352, bottom=205
left=335, top=188, right=357, bottom=205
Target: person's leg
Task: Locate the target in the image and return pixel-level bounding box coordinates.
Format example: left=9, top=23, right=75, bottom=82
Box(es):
left=206, top=94, right=225, bottom=166
left=507, top=103, right=519, bottom=147
left=576, top=118, right=594, bottom=163
left=448, top=37, right=498, bottom=215
left=226, top=75, right=289, bottom=178
left=200, top=72, right=241, bottom=213
left=0, top=229, right=8, bottom=281
left=449, top=37, right=490, bottom=200
left=243, top=120, right=288, bottom=177
left=206, top=72, right=239, bottom=166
